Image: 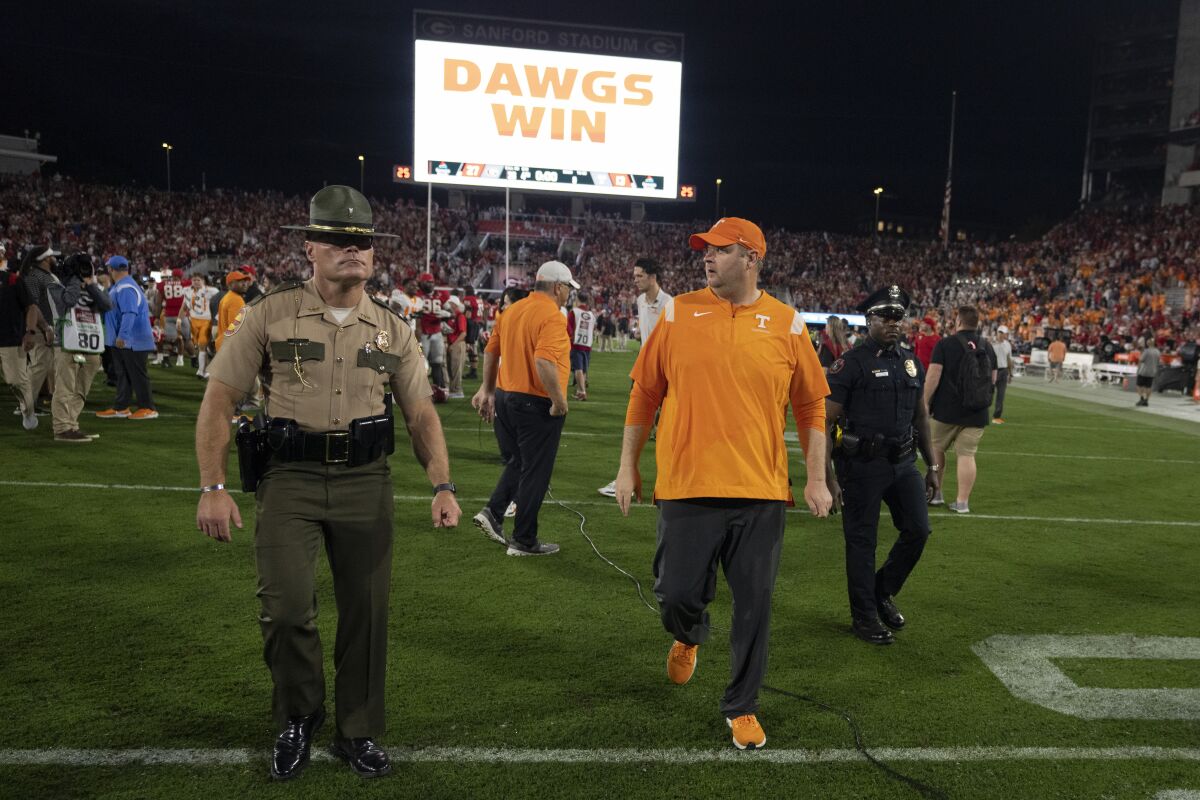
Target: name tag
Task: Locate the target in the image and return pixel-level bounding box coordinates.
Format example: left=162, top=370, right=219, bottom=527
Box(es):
left=270, top=340, right=325, bottom=363
left=872, top=369, right=890, bottom=378
left=358, top=348, right=401, bottom=375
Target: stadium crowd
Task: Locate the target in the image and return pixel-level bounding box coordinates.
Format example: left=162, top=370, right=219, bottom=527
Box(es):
left=2, top=173, right=1197, bottom=356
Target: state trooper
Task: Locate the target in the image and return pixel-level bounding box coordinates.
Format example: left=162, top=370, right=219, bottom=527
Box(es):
left=824, top=286, right=940, bottom=645
left=195, top=185, right=461, bottom=781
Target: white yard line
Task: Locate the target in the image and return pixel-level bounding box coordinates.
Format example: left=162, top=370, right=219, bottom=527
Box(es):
left=783, top=446, right=1200, bottom=465
left=0, top=745, right=1198, bottom=767
left=1, top=481, right=1197, bottom=527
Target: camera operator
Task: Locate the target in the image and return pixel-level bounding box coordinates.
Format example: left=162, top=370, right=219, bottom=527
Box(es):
left=47, top=254, right=112, bottom=442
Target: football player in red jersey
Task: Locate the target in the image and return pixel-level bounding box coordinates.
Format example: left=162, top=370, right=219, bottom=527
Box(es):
left=462, top=285, right=482, bottom=379
left=159, top=267, right=187, bottom=366
left=413, top=271, right=451, bottom=392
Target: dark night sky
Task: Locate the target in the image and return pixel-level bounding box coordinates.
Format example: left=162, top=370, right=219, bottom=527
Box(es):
left=4, top=1, right=1146, bottom=235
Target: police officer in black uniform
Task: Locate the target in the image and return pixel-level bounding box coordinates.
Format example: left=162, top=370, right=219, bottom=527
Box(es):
left=824, top=286, right=940, bottom=645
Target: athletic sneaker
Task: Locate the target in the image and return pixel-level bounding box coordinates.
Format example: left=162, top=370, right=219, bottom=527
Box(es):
left=504, top=501, right=517, bottom=518
left=21, top=411, right=38, bottom=430
left=506, top=540, right=559, bottom=556
left=128, top=408, right=159, bottom=420
left=473, top=508, right=506, bottom=545
left=598, top=480, right=617, bottom=497
left=991, top=418, right=1005, bottom=424
left=447, top=391, right=465, bottom=399
left=727, top=715, right=766, bottom=750
left=96, top=407, right=130, bottom=419
left=928, top=491, right=944, bottom=506
left=54, top=429, right=92, bottom=443
left=948, top=501, right=970, bottom=513
left=667, top=641, right=698, bottom=685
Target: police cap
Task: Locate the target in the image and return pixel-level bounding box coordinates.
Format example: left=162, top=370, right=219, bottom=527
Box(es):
left=857, top=284, right=911, bottom=315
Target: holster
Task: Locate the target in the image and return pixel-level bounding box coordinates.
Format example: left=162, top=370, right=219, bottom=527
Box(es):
left=234, top=415, right=270, bottom=493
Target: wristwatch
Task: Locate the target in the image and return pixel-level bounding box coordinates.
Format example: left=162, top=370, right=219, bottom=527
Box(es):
left=433, top=482, right=457, bottom=495
left=928, top=464, right=940, bottom=472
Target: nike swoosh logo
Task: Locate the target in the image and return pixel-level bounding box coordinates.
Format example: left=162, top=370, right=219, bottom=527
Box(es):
left=693, top=311, right=713, bottom=317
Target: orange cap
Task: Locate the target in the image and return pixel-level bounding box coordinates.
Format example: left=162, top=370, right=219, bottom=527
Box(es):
left=226, top=270, right=250, bottom=285
left=689, top=217, right=767, bottom=258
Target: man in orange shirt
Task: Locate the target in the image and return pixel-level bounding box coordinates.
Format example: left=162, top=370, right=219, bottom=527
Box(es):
left=214, top=270, right=252, bottom=353
left=614, top=218, right=832, bottom=751
left=471, top=261, right=577, bottom=556
left=1047, top=336, right=1068, bottom=382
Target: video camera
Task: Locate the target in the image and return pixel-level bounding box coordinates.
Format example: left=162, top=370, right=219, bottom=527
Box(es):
left=59, top=253, right=97, bottom=282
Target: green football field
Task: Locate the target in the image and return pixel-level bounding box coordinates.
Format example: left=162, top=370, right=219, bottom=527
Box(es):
left=1, top=351, right=1198, bottom=799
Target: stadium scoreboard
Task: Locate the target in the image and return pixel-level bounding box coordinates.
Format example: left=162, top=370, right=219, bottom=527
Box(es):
left=413, top=11, right=683, bottom=200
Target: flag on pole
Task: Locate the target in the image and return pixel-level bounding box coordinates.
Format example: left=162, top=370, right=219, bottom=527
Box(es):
left=939, top=178, right=952, bottom=246
left=940, top=91, right=957, bottom=249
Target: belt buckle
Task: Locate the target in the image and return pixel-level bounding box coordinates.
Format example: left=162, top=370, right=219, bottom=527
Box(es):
left=325, top=431, right=350, bottom=464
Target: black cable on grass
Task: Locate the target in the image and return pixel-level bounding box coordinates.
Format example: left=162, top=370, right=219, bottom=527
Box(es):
left=546, top=489, right=950, bottom=800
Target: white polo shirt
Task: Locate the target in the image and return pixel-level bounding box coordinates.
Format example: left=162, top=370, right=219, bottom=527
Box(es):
left=636, top=288, right=672, bottom=342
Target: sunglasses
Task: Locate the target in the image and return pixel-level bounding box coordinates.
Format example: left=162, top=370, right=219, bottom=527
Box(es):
left=310, top=233, right=374, bottom=250
left=868, top=307, right=906, bottom=322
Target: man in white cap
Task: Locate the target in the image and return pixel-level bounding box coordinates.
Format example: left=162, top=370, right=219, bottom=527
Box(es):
left=471, top=260, right=577, bottom=556
left=991, top=325, right=1014, bottom=424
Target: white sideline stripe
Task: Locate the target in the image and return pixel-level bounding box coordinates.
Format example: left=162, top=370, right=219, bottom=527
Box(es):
left=2, top=481, right=1198, bottom=528
left=445, top=427, right=607, bottom=437
left=783, top=446, right=1200, bottom=465
left=1, top=746, right=1199, bottom=767
left=1156, top=792, right=1200, bottom=799
left=927, top=512, right=1200, bottom=528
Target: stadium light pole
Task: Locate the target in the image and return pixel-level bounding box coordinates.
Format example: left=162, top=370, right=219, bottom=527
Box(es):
left=873, top=186, right=884, bottom=237
left=714, top=178, right=722, bottom=219
left=162, top=143, right=173, bottom=193
left=358, top=155, right=365, bottom=193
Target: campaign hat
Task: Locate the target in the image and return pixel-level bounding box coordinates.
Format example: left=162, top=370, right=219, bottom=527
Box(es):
left=281, top=185, right=399, bottom=238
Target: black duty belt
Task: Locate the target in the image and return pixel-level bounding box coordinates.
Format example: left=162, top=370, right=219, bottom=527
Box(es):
left=261, top=414, right=394, bottom=467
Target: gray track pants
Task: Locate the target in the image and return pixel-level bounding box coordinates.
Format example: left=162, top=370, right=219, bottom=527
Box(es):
left=652, top=498, right=785, bottom=717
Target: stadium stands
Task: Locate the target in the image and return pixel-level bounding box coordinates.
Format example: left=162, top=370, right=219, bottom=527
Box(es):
left=2, top=173, right=1196, bottom=355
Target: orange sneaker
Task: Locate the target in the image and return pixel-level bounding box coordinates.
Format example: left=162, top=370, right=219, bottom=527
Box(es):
left=95, top=408, right=130, bottom=418
left=727, top=714, right=766, bottom=750
left=667, top=641, right=698, bottom=685
left=128, top=408, right=159, bottom=420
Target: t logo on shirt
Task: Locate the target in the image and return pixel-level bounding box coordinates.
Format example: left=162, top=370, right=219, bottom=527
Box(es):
left=755, top=314, right=770, bottom=329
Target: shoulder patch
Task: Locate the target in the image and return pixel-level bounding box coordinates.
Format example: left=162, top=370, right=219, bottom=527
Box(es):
left=371, top=295, right=403, bottom=320
left=225, top=306, right=248, bottom=337
left=247, top=280, right=303, bottom=307
left=829, top=358, right=845, bottom=375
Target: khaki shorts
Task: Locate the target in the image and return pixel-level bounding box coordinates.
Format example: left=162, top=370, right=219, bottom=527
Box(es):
left=931, top=419, right=985, bottom=457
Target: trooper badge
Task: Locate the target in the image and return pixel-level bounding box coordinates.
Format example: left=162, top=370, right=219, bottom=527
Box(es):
left=375, top=330, right=390, bottom=351
left=904, top=359, right=917, bottom=377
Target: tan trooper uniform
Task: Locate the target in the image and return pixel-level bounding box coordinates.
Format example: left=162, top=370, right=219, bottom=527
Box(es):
left=208, top=278, right=429, bottom=738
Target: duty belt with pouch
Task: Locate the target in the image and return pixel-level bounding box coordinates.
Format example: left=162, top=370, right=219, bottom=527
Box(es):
left=235, top=395, right=396, bottom=491
left=837, top=428, right=916, bottom=463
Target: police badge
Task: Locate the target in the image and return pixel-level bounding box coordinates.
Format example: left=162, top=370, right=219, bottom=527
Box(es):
left=905, top=359, right=917, bottom=377
left=375, top=330, right=390, bottom=351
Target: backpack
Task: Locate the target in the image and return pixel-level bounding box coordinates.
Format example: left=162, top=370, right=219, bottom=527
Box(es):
left=955, top=334, right=994, bottom=411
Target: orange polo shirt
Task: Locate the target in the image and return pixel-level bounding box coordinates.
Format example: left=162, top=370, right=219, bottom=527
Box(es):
left=215, top=291, right=245, bottom=353
left=485, top=291, right=569, bottom=398
left=626, top=287, right=828, bottom=502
